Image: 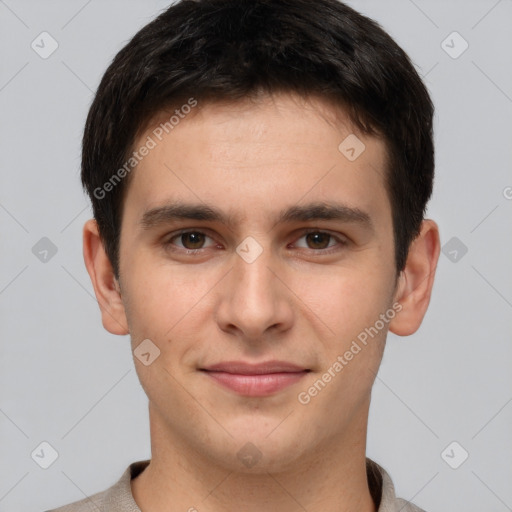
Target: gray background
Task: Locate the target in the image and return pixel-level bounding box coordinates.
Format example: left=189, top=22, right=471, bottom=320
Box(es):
left=1, top=0, right=511, bottom=510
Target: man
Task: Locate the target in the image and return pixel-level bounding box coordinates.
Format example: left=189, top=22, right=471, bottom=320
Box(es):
left=49, top=0, right=440, bottom=510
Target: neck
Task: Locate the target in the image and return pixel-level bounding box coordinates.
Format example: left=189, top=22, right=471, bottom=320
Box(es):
left=132, top=404, right=376, bottom=512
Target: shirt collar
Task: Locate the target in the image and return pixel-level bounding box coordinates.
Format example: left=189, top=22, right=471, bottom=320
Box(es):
left=103, top=458, right=421, bottom=511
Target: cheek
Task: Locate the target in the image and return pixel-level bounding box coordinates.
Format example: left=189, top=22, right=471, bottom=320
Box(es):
left=121, top=258, right=226, bottom=373
left=292, top=263, right=394, bottom=343
left=295, top=269, right=392, bottom=420
left=123, top=256, right=209, bottom=330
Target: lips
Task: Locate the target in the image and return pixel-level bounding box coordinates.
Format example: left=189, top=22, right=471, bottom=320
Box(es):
left=200, top=361, right=310, bottom=396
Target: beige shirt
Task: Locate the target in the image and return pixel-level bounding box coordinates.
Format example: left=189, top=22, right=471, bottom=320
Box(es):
left=47, top=458, right=426, bottom=512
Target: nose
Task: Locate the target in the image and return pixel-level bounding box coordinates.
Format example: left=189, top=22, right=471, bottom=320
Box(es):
left=215, top=242, right=294, bottom=343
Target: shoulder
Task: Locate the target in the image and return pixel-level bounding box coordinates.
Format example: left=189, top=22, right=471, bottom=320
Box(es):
left=45, top=487, right=110, bottom=512
left=366, top=458, right=428, bottom=512
left=45, top=460, right=150, bottom=512
left=395, top=497, right=427, bottom=512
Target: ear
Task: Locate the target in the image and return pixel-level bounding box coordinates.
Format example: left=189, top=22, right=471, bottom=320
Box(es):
left=83, top=219, right=129, bottom=335
left=389, top=219, right=440, bottom=336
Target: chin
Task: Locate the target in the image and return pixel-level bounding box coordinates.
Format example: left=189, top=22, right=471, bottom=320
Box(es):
left=204, top=422, right=311, bottom=474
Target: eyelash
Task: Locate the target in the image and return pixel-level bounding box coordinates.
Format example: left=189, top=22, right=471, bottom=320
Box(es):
left=164, top=228, right=348, bottom=255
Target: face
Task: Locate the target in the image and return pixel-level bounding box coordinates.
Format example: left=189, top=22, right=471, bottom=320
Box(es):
left=97, top=94, right=407, bottom=472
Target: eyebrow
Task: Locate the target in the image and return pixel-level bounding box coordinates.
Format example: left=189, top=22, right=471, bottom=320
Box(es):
left=140, top=201, right=374, bottom=233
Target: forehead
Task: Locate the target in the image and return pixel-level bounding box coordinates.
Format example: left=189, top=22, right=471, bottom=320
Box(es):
left=122, top=93, right=391, bottom=231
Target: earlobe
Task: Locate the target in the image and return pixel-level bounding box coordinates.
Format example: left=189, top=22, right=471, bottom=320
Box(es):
left=82, top=219, right=129, bottom=335
left=389, top=219, right=440, bottom=337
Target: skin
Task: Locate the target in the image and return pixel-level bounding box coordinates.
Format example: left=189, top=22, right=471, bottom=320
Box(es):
left=83, top=93, right=440, bottom=512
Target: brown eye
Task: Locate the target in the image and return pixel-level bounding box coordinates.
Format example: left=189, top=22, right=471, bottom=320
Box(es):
left=293, top=230, right=347, bottom=253
left=305, top=232, right=331, bottom=249
left=167, top=231, right=215, bottom=251
left=179, top=232, right=206, bottom=249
